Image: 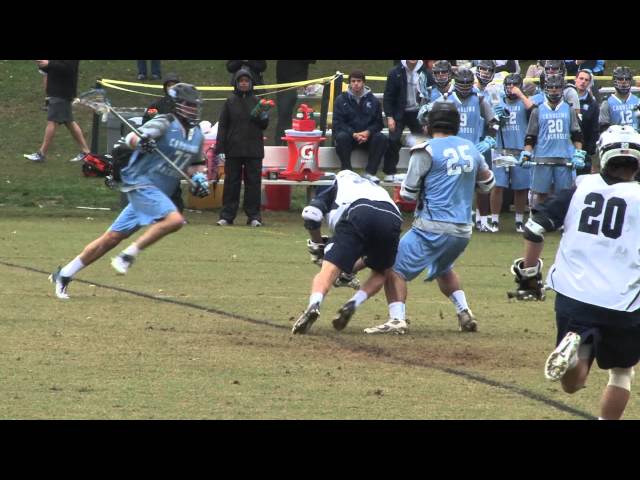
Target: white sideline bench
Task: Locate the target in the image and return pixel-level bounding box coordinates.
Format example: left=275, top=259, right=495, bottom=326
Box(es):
left=215, top=147, right=413, bottom=202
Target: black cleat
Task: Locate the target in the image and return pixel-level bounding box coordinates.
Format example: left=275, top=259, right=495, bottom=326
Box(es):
left=292, top=302, right=320, bottom=335
left=332, top=300, right=356, bottom=331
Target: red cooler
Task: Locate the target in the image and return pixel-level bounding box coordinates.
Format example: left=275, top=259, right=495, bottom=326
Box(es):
left=262, top=184, right=292, bottom=211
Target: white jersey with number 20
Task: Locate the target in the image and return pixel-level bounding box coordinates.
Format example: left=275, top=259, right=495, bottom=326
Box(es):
left=548, top=174, right=640, bottom=311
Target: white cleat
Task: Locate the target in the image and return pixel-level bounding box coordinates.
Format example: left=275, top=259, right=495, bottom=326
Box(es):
left=544, top=332, right=581, bottom=381
left=111, top=254, right=135, bottom=275
left=49, top=267, right=71, bottom=300
left=363, top=318, right=409, bottom=335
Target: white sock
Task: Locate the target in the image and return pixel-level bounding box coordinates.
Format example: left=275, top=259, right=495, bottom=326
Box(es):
left=388, top=301, right=405, bottom=321
left=475, top=209, right=480, bottom=221
left=515, top=213, right=524, bottom=223
left=309, top=292, right=324, bottom=307
left=350, top=290, right=368, bottom=308
left=60, top=256, right=85, bottom=278
left=491, top=214, right=499, bottom=223
left=122, top=244, right=140, bottom=257
left=480, top=215, right=489, bottom=227
left=449, top=290, right=469, bottom=314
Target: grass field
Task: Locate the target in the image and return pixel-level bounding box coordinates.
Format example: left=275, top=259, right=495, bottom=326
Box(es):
left=1, top=206, right=633, bottom=419
left=1, top=60, right=639, bottom=419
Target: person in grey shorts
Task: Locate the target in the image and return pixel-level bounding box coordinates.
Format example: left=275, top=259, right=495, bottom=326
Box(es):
left=23, top=60, right=91, bottom=163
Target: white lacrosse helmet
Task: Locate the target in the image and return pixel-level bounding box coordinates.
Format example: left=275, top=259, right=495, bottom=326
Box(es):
left=597, top=125, right=640, bottom=171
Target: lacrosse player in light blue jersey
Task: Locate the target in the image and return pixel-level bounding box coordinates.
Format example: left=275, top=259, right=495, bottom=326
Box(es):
left=364, top=102, right=495, bottom=335
left=522, top=74, right=584, bottom=207
left=49, top=83, right=209, bottom=300
left=599, top=66, right=640, bottom=133
left=489, top=73, right=535, bottom=232
left=447, top=67, right=499, bottom=232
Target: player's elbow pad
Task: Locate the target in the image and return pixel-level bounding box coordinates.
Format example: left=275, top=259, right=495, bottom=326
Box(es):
left=400, top=184, right=418, bottom=201
left=124, top=132, right=139, bottom=149
left=302, top=206, right=323, bottom=231
left=476, top=170, right=495, bottom=193
left=523, top=218, right=547, bottom=242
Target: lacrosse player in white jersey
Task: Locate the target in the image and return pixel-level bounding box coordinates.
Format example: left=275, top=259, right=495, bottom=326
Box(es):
left=292, top=170, right=403, bottom=335
left=512, top=125, right=640, bottom=419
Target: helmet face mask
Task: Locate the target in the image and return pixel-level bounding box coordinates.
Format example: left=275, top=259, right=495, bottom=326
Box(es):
left=475, top=60, right=495, bottom=86
left=544, top=74, right=565, bottom=104
left=454, top=68, right=475, bottom=99
left=504, top=73, right=523, bottom=100
left=597, top=125, right=640, bottom=173
left=613, top=66, right=633, bottom=96
left=168, top=83, right=203, bottom=127
left=432, top=60, right=452, bottom=89
left=544, top=60, right=565, bottom=76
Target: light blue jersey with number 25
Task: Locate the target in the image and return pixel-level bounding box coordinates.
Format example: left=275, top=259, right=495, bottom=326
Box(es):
left=419, top=136, right=487, bottom=224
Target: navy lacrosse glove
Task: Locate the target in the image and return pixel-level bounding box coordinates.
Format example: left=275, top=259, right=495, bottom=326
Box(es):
left=493, top=104, right=507, bottom=118
left=138, top=134, right=157, bottom=153
left=307, top=235, right=329, bottom=266
left=190, top=172, right=210, bottom=198
left=510, top=258, right=545, bottom=301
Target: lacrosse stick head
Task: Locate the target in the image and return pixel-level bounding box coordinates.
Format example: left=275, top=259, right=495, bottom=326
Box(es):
left=74, top=89, right=111, bottom=120
left=493, top=155, right=519, bottom=168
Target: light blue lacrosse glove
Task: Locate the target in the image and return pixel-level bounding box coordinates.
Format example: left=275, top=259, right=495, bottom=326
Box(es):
left=571, top=149, right=587, bottom=170
left=519, top=150, right=533, bottom=169
left=475, top=136, right=497, bottom=154
left=190, top=172, right=210, bottom=198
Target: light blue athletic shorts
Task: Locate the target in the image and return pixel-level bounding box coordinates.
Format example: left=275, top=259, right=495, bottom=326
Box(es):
left=109, top=187, right=177, bottom=234
left=531, top=164, right=574, bottom=194
left=393, top=228, right=470, bottom=282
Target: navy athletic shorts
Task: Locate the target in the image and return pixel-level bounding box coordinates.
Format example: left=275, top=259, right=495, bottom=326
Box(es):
left=555, top=292, right=640, bottom=370
left=323, top=199, right=403, bottom=274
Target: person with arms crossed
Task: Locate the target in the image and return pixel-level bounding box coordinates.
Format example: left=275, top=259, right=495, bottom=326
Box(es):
left=574, top=69, right=600, bottom=174
left=332, top=70, right=388, bottom=183
left=512, top=125, right=640, bottom=420
left=365, top=102, right=495, bottom=335
left=49, top=84, right=209, bottom=299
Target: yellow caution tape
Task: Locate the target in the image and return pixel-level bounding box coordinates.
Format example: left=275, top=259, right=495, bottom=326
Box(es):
left=100, top=75, right=336, bottom=91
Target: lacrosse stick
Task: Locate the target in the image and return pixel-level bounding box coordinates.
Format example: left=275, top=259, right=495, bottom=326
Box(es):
left=75, top=89, right=197, bottom=188
left=531, top=161, right=574, bottom=168
left=492, top=153, right=519, bottom=168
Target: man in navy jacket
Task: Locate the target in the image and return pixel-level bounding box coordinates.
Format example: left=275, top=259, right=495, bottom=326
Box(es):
left=383, top=60, right=430, bottom=181
left=333, top=70, right=387, bottom=182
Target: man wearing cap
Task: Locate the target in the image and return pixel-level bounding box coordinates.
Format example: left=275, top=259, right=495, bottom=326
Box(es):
left=332, top=70, right=388, bottom=183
